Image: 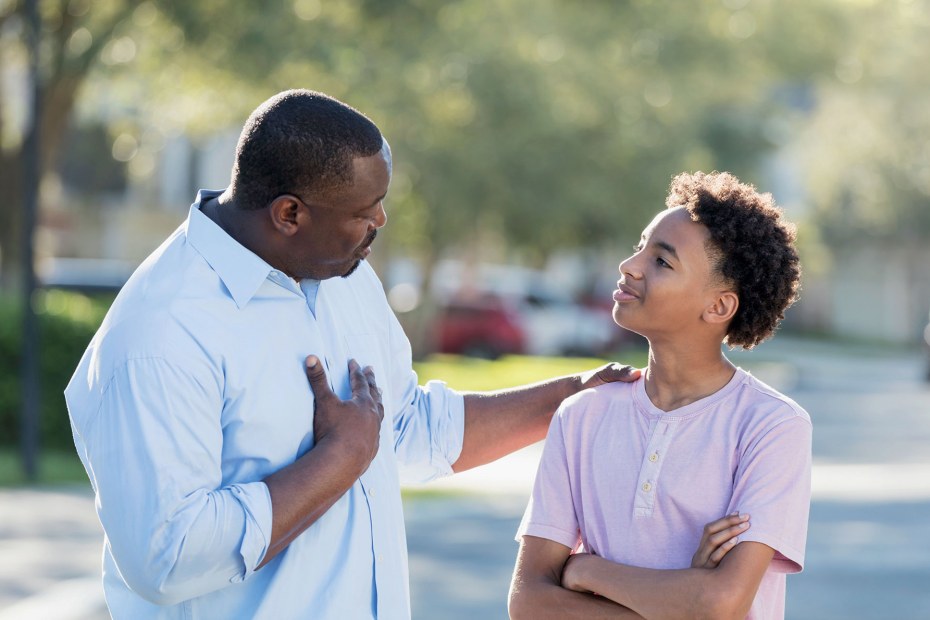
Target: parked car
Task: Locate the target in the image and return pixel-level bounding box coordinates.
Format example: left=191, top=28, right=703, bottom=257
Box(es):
left=432, top=294, right=526, bottom=359
left=429, top=259, right=635, bottom=358
left=516, top=289, right=622, bottom=357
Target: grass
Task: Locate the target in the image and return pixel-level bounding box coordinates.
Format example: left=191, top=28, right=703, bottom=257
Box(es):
left=0, top=352, right=649, bottom=487
left=413, top=351, right=649, bottom=392
left=0, top=447, right=90, bottom=487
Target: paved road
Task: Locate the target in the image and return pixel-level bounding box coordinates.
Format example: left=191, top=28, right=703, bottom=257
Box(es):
left=2, top=337, right=929, bottom=619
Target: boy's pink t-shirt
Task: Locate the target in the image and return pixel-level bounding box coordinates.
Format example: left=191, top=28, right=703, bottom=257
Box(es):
left=518, top=368, right=812, bottom=620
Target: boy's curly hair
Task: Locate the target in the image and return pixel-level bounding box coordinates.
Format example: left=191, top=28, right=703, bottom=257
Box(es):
left=665, top=171, right=801, bottom=349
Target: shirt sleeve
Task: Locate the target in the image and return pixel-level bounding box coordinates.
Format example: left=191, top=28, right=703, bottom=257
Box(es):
left=515, top=405, right=581, bottom=550
left=72, top=356, right=272, bottom=606
left=726, top=413, right=813, bottom=573
left=384, top=303, right=466, bottom=484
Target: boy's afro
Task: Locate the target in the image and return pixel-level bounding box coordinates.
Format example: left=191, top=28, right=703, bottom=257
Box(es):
left=666, top=171, right=801, bottom=349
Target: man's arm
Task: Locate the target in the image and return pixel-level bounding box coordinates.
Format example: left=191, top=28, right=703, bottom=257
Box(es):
left=561, top=541, right=775, bottom=620
left=452, top=364, right=640, bottom=472
left=509, top=536, right=644, bottom=619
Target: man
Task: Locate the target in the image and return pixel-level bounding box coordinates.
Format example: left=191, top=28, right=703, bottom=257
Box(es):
left=509, top=172, right=811, bottom=619
left=64, top=89, right=638, bottom=619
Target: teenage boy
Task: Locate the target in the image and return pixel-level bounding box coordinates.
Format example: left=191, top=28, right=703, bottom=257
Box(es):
left=509, top=171, right=811, bottom=620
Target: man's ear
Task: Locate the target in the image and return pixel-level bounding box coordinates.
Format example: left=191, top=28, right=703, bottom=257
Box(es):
left=703, top=290, right=739, bottom=325
left=267, top=194, right=304, bottom=237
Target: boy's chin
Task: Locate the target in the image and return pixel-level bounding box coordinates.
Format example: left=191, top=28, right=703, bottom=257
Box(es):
left=612, top=315, right=646, bottom=338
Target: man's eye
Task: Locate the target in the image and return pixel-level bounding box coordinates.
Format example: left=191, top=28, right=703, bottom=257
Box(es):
left=657, top=257, right=670, bottom=268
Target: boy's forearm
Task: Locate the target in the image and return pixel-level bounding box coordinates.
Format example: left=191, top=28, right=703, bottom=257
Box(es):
left=567, top=545, right=770, bottom=620
left=569, top=557, right=721, bottom=620
left=509, top=579, right=643, bottom=620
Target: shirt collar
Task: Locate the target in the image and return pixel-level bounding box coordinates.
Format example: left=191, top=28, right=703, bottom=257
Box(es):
left=184, top=189, right=276, bottom=309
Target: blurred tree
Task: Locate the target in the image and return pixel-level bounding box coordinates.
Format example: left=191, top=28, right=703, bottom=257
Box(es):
left=0, top=0, right=149, bottom=289
left=1, top=0, right=857, bottom=293
left=797, top=0, right=930, bottom=244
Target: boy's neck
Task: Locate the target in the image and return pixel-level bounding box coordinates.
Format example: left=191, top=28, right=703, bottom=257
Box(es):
left=643, top=340, right=737, bottom=412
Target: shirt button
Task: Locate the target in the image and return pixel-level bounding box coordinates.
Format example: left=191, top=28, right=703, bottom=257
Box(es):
left=642, top=482, right=652, bottom=492
left=649, top=453, right=658, bottom=462
left=368, top=488, right=375, bottom=498
left=377, top=554, right=383, bottom=563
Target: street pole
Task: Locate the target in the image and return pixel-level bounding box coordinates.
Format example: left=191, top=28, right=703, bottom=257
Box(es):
left=20, top=0, right=41, bottom=481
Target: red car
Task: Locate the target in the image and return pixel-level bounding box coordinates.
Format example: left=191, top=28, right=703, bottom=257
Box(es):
left=433, top=294, right=525, bottom=359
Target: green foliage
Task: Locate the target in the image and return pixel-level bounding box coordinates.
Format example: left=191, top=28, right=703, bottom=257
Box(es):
left=0, top=447, right=89, bottom=486
left=72, top=0, right=852, bottom=264
left=797, top=1, right=930, bottom=245
left=0, top=290, right=110, bottom=451
left=7, top=0, right=926, bottom=287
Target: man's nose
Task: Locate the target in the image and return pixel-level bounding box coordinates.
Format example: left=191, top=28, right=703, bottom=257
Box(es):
left=373, top=202, right=387, bottom=229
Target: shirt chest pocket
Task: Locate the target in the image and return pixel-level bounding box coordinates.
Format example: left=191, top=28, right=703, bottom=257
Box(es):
left=342, top=332, right=393, bottom=441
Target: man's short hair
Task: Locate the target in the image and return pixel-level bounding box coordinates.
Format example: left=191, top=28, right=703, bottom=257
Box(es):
left=666, top=171, right=801, bottom=349
left=231, top=89, right=383, bottom=209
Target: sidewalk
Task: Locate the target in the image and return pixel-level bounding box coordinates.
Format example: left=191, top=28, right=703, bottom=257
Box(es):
left=0, top=487, right=106, bottom=620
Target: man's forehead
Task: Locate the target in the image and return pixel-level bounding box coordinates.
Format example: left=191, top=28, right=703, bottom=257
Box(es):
left=380, top=138, right=393, bottom=176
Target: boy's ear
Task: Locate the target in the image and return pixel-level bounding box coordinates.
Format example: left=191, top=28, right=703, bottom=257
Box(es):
left=703, top=290, right=739, bottom=325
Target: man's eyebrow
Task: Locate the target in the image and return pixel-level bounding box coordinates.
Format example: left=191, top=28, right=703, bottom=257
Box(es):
left=358, top=193, right=386, bottom=212
left=655, top=239, right=679, bottom=260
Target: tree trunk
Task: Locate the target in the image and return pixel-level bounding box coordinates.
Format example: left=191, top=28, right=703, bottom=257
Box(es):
left=0, top=152, right=25, bottom=293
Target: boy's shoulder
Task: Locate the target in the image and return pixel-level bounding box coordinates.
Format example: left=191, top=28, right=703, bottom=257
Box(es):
left=736, top=369, right=812, bottom=427
left=557, top=380, right=639, bottom=425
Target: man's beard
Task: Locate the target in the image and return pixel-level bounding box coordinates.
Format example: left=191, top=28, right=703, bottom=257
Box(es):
left=341, top=229, right=378, bottom=278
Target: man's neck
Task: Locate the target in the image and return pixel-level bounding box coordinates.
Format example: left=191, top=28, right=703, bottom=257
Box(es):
left=643, top=338, right=736, bottom=412
left=200, top=191, right=291, bottom=277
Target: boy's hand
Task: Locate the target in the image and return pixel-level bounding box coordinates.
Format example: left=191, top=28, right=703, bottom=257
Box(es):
left=561, top=552, right=596, bottom=593
left=691, top=512, right=751, bottom=569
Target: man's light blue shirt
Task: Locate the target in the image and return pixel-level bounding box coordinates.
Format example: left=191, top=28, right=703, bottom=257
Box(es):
left=65, top=190, right=466, bottom=619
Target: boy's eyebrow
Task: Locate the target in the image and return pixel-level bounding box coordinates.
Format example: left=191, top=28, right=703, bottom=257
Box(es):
left=655, top=240, right=679, bottom=260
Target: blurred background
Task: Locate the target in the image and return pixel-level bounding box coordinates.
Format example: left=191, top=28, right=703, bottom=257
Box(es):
left=0, top=0, right=928, bottom=618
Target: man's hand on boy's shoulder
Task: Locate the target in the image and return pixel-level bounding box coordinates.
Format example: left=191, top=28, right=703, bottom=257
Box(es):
left=577, top=363, right=642, bottom=391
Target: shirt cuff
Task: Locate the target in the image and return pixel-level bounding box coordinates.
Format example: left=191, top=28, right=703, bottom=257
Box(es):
left=228, top=481, right=273, bottom=582
left=424, top=380, right=466, bottom=477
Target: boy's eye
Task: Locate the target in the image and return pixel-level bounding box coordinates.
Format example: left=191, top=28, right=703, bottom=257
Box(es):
left=657, top=257, right=671, bottom=268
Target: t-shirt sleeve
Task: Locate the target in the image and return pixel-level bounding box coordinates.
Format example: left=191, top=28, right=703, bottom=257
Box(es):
left=727, top=412, right=812, bottom=573
left=516, top=404, right=581, bottom=550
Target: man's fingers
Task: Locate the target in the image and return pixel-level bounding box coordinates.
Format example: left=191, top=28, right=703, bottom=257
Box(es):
left=363, top=366, right=377, bottom=389
left=361, top=366, right=385, bottom=419
left=346, top=359, right=369, bottom=396
left=305, top=356, right=334, bottom=401
left=361, top=366, right=380, bottom=398
left=596, top=364, right=642, bottom=385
